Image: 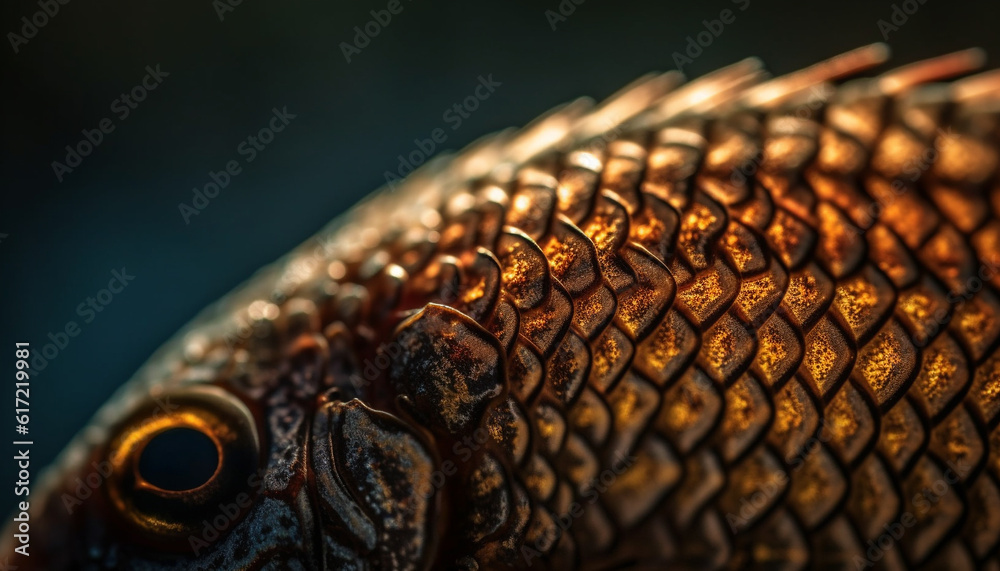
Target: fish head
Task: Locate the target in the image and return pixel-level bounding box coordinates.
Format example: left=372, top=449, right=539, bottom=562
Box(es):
left=2, top=322, right=444, bottom=569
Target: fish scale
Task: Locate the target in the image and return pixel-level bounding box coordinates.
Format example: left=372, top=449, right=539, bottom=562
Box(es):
left=9, top=45, right=1000, bottom=570
left=339, top=49, right=1000, bottom=569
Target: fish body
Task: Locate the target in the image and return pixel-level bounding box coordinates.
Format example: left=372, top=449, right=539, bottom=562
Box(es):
left=7, top=45, right=1000, bottom=570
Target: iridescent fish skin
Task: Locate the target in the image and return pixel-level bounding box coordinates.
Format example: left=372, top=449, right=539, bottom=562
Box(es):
left=7, top=45, right=1000, bottom=569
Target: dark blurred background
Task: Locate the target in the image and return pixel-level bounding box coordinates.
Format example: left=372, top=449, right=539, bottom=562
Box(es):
left=1, top=0, right=999, bottom=521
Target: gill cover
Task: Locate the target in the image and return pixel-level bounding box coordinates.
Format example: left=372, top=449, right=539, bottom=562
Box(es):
left=311, top=398, right=440, bottom=570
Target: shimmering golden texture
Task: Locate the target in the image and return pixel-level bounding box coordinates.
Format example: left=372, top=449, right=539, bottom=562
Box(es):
left=379, top=50, right=1000, bottom=569
left=103, top=387, right=260, bottom=543
left=365, top=53, right=1000, bottom=569
left=22, top=48, right=1000, bottom=571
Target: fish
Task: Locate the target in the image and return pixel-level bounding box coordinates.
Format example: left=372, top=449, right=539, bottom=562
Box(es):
left=6, top=43, right=1000, bottom=570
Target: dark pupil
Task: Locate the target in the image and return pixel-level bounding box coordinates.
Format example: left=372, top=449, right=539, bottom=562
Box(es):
left=138, top=428, right=219, bottom=491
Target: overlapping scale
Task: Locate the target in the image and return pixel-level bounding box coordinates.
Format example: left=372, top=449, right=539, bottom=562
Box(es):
left=203, top=48, right=1000, bottom=570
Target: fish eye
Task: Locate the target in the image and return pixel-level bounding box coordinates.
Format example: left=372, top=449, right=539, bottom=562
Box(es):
left=137, top=427, right=220, bottom=492
left=103, top=386, right=260, bottom=542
